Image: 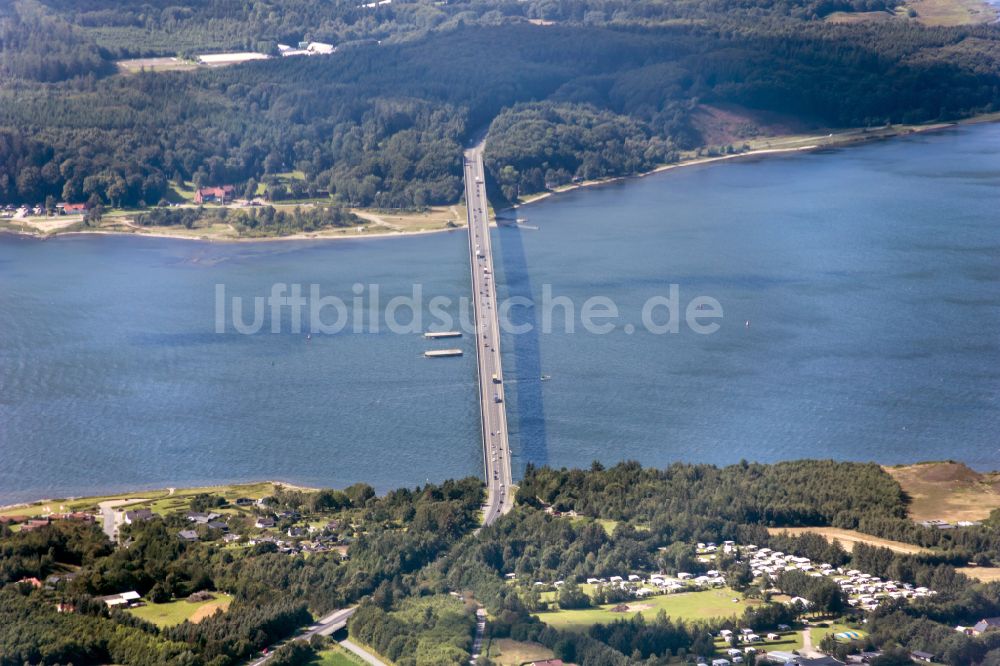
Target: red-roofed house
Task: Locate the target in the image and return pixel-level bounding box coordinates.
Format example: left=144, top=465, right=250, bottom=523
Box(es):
left=195, top=186, right=235, bottom=204
left=19, top=518, right=51, bottom=532
left=0, top=515, right=28, bottom=525
left=57, top=203, right=87, bottom=214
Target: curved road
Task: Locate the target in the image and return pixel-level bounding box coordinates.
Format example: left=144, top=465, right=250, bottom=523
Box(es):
left=464, top=144, right=514, bottom=526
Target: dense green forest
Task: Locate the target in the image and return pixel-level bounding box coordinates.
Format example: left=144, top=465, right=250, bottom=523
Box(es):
left=6, top=460, right=1000, bottom=664
left=3, top=0, right=1000, bottom=210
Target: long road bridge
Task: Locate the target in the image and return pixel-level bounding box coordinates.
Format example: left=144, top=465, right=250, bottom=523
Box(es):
left=463, top=143, right=513, bottom=526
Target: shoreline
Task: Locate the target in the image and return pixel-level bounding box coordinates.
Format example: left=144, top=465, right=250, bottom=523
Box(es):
left=502, top=118, right=976, bottom=211
left=4, top=460, right=997, bottom=518
left=0, top=479, right=319, bottom=514
left=0, top=221, right=465, bottom=245
left=4, top=114, right=996, bottom=244
left=503, top=144, right=822, bottom=211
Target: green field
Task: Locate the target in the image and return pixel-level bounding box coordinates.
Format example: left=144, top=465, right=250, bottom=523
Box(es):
left=537, top=587, right=759, bottom=632
left=126, top=594, right=232, bottom=627
left=809, top=621, right=866, bottom=646
left=714, top=630, right=804, bottom=654
left=313, top=646, right=366, bottom=666
left=0, top=481, right=297, bottom=519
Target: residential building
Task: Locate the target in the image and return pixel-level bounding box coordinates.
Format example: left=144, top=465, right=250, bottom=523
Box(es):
left=194, top=185, right=234, bottom=204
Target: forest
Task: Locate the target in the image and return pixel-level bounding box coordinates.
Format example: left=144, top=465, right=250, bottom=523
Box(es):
left=4, top=461, right=1000, bottom=663
left=4, top=0, right=1000, bottom=211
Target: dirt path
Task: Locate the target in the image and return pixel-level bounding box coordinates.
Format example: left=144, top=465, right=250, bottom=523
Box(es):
left=800, top=627, right=823, bottom=658
left=352, top=210, right=400, bottom=230
left=340, top=640, right=388, bottom=666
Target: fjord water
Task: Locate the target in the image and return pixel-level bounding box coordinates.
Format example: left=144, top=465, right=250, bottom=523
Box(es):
left=0, top=235, right=483, bottom=503
left=498, top=125, right=1000, bottom=475
left=2, top=125, right=999, bottom=503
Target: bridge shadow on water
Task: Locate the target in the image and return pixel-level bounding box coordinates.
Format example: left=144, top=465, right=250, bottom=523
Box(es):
left=494, top=219, right=549, bottom=477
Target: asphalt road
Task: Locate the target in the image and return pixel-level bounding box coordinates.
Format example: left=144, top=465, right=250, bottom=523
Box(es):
left=246, top=606, right=356, bottom=665
left=464, top=143, right=513, bottom=526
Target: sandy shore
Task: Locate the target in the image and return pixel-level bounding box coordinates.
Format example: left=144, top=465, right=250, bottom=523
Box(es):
left=0, top=222, right=466, bottom=245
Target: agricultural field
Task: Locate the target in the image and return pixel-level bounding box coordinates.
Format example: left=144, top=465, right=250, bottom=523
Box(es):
left=536, top=587, right=759, bottom=632
left=126, top=593, right=232, bottom=627
left=117, top=57, right=200, bottom=74
left=903, top=0, right=998, bottom=25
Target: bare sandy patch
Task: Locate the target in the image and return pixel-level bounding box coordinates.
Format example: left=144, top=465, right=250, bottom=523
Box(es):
left=885, top=462, right=1000, bottom=523
left=767, top=527, right=929, bottom=555
left=959, top=567, right=1000, bottom=583
left=489, top=638, right=556, bottom=666
left=691, top=104, right=817, bottom=147
left=189, top=595, right=232, bottom=623
left=21, top=216, right=82, bottom=233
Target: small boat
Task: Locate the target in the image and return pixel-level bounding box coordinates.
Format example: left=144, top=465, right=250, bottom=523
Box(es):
left=745, top=320, right=751, bottom=328
left=540, top=374, right=551, bottom=381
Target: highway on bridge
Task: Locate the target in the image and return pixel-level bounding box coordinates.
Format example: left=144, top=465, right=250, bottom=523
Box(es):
left=464, top=143, right=513, bottom=526
left=247, top=607, right=360, bottom=665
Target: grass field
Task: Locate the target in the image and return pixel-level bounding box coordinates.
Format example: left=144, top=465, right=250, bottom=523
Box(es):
left=127, top=594, right=232, bottom=627
left=0, top=481, right=304, bottom=518
left=714, top=630, right=803, bottom=653
left=766, top=527, right=929, bottom=555
left=486, top=638, right=556, bottom=665
left=903, top=0, right=997, bottom=25
left=809, top=621, right=866, bottom=647
left=313, top=646, right=366, bottom=666
left=537, top=587, right=758, bottom=632
left=351, top=206, right=465, bottom=233
left=886, top=462, right=1000, bottom=523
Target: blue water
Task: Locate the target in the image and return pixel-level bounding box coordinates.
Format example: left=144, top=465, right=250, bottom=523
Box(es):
left=0, top=234, right=481, bottom=503
left=2, top=125, right=999, bottom=503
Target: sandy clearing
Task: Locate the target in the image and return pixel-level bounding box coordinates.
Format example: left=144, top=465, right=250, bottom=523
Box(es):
left=885, top=462, right=1000, bottom=523
left=767, top=527, right=929, bottom=554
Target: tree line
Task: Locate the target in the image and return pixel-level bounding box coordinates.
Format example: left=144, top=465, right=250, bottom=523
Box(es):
left=6, top=10, right=1000, bottom=210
